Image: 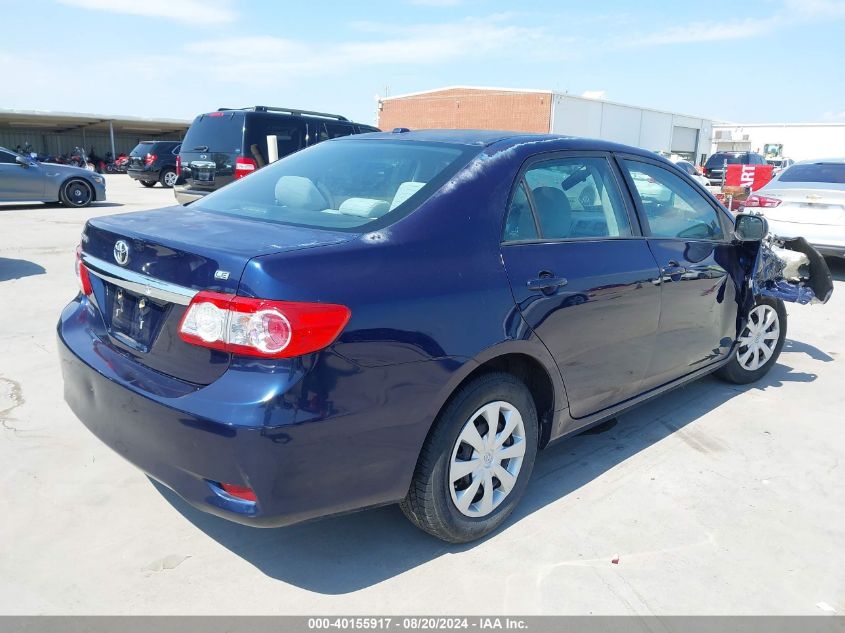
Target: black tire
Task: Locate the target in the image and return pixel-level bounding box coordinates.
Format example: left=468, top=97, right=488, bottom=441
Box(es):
left=140, top=180, right=156, bottom=188
left=400, top=372, right=539, bottom=543
left=58, top=178, right=94, bottom=208
left=715, top=297, right=787, bottom=384
left=159, top=168, right=178, bottom=188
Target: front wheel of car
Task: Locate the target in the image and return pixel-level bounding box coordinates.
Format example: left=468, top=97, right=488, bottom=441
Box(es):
left=59, top=179, right=93, bottom=208
left=400, top=372, right=539, bottom=543
left=160, top=169, right=178, bottom=188
left=140, top=180, right=156, bottom=188
left=715, top=297, right=787, bottom=385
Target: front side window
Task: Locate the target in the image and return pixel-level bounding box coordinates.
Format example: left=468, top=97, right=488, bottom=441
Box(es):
left=506, top=157, right=631, bottom=240
left=0, top=150, right=16, bottom=164
left=193, top=139, right=478, bottom=231
left=622, top=159, right=724, bottom=241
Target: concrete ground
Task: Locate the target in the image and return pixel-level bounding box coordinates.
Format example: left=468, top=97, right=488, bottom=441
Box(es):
left=1, top=175, right=843, bottom=615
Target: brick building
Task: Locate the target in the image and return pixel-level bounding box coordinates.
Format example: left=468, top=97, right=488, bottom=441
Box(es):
left=378, top=86, right=715, bottom=163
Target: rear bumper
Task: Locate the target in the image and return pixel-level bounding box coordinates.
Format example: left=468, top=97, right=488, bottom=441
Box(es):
left=173, top=184, right=209, bottom=205
left=127, top=168, right=160, bottom=182
left=58, top=296, right=441, bottom=528
left=765, top=218, right=845, bottom=257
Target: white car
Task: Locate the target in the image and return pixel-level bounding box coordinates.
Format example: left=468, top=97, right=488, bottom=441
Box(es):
left=766, top=157, right=795, bottom=176
left=743, top=158, right=845, bottom=258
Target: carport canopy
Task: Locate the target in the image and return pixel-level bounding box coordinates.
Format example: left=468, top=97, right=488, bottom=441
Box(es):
left=0, top=108, right=191, bottom=158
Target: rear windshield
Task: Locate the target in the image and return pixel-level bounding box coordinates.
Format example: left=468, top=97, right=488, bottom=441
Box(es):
left=192, top=139, right=479, bottom=231
left=778, top=163, right=845, bottom=184
left=705, top=153, right=742, bottom=168
left=182, top=112, right=244, bottom=153
left=130, top=142, right=155, bottom=157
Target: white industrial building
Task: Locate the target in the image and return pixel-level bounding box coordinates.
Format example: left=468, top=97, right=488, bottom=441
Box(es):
left=548, top=93, right=713, bottom=164
left=711, top=123, right=845, bottom=161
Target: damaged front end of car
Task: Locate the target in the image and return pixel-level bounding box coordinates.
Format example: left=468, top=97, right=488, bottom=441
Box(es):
left=753, top=233, right=834, bottom=306
left=732, top=212, right=832, bottom=306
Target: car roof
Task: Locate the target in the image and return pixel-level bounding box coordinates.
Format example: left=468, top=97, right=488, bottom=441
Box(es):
left=795, top=157, right=845, bottom=164
left=337, top=128, right=661, bottom=157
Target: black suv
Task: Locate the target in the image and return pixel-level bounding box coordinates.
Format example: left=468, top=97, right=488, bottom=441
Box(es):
left=127, top=140, right=182, bottom=188
left=174, top=106, right=380, bottom=205
left=703, top=151, right=767, bottom=185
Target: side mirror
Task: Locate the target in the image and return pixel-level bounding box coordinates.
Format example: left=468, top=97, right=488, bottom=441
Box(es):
left=15, top=155, right=32, bottom=167
left=734, top=212, right=768, bottom=242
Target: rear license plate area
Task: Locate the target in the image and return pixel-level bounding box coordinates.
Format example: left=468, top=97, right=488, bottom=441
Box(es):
left=194, top=169, right=214, bottom=182
left=104, top=283, right=168, bottom=351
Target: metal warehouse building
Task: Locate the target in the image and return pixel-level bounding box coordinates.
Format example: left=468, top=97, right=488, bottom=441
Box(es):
left=0, top=109, right=190, bottom=159
left=378, top=86, right=715, bottom=163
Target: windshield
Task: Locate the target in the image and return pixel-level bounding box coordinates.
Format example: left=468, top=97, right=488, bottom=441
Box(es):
left=192, top=139, right=479, bottom=231
left=778, top=163, right=845, bottom=184
left=182, top=112, right=245, bottom=153
left=130, top=142, right=155, bottom=157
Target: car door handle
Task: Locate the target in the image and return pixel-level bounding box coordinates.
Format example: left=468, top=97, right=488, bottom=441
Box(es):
left=661, top=261, right=687, bottom=276
left=527, top=276, right=568, bottom=292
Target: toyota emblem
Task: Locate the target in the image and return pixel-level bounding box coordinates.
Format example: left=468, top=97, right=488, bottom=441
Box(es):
left=114, top=240, right=130, bottom=266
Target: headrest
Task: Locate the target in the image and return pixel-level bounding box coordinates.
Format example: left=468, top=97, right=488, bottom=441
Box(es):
left=338, top=198, right=390, bottom=218
left=274, top=176, right=326, bottom=210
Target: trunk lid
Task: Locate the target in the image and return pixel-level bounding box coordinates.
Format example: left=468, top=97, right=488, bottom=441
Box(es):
left=760, top=184, right=845, bottom=225
left=82, top=206, right=353, bottom=384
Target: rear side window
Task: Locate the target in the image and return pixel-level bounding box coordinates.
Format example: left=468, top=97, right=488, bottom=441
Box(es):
left=778, top=163, right=845, bottom=184
left=506, top=157, right=631, bottom=240
left=182, top=112, right=244, bottom=153
left=504, top=182, right=538, bottom=241
left=193, top=139, right=478, bottom=231
left=246, top=122, right=306, bottom=164
left=622, top=159, right=724, bottom=241
left=317, top=122, right=354, bottom=142
left=0, top=150, right=16, bottom=164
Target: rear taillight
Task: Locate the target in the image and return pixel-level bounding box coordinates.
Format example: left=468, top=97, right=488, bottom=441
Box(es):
left=743, top=194, right=782, bottom=208
left=175, top=154, right=181, bottom=177
left=144, top=153, right=156, bottom=166
left=234, top=156, right=257, bottom=179
left=75, top=245, right=93, bottom=296
left=219, top=483, right=257, bottom=501
left=178, top=291, right=351, bottom=358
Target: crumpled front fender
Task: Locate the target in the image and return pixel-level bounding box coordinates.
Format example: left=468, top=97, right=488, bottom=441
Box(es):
left=753, top=236, right=833, bottom=305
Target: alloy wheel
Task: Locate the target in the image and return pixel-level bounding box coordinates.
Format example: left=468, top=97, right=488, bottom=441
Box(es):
left=163, top=171, right=178, bottom=187
left=66, top=181, right=92, bottom=206
left=449, top=400, right=526, bottom=518
left=737, top=304, right=780, bottom=371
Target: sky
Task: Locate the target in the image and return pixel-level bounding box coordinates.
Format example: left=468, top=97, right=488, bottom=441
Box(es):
left=1, top=0, right=844, bottom=126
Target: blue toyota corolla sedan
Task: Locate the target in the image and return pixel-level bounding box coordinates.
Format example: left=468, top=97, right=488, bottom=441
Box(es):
left=58, top=130, right=832, bottom=543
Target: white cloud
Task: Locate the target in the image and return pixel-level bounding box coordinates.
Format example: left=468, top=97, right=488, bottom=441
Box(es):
left=621, top=17, right=777, bottom=47
left=581, top=90, right=606, bottom=100
left=822, top=110, right=845, bottom=121
left=56, top=0, right=237, bottom=25
left=618, top=0, right=845, bottom=48
left=182, top=16, right=556, bottom=83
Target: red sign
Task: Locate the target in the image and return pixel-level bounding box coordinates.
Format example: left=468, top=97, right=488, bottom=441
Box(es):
left=724, top=164, right=774, bottom=191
